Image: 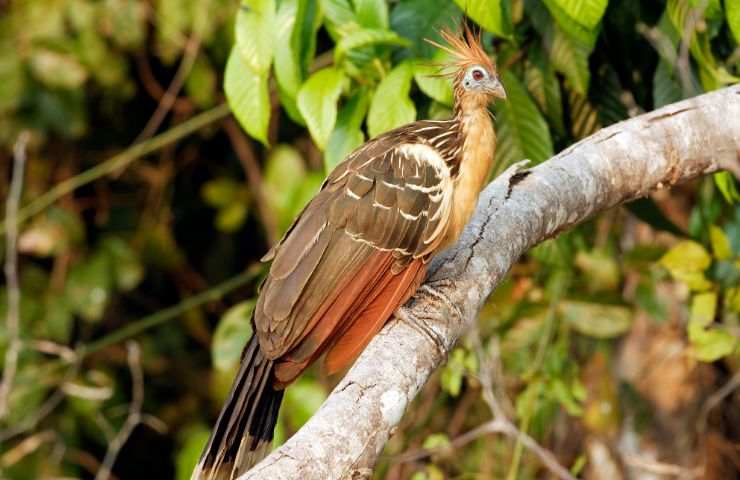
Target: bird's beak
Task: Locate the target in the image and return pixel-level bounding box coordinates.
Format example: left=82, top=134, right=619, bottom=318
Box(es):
left=487, top=76, right=506, bottom=100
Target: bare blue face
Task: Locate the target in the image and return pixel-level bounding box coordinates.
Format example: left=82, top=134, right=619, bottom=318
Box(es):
left=462, top=65, right=506, bottom=98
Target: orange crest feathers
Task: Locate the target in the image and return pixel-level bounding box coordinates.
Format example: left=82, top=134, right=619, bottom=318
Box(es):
left=424, top=23, right=496, bottom=77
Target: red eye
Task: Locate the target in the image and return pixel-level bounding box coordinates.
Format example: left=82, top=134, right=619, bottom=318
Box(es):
left=472, top=69, right=484, bottom=81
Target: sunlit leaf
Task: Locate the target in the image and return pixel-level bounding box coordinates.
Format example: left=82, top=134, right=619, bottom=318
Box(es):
left=224, top=48, right=270, bottom=146
left=690, top=291, right=717, bottom=328
left=321, top=0, right=358, bottom=38
left=567, top=88, right=600, bottom=140
left=367, top=62, right=416, bottom=137
left=548, top=26, right=591, bottom=94
left=235, top=0, right=276, bottom=73
left=101, top=236, right=144, bottom=291
left=545, top=0, right=607, bottom=30
left=728, top=0, right=740, bottom=44
left=66, top=251, right=112, bottom=322
left=185, top=55, right=217, bottom=108
left=660, top=241, right=713, bottom=291
left=298, top=67, right=346, bottom=149
left=334, top=29, right=410, bottom=64
left=212, top=300, right=255, bottom=372
left=452, top=0, right=512, bottom=38
left=201, top=178, right=242, bottom=208
left=709, top=225, right=732, bottom=260
left=560, top=301, right=632, bottom=339
left=414, top=52, right=454, bottom=106
left=688, top=322, right=737, bottom=362
left=354, top=0, right=388, bottom=29
left=714, top=171, right=740, bottom=204
left=216, top=202, right=248, bottom=232
left=574, top=250, right=619, bottom=291
left=29, top=49, right=88, bottom=89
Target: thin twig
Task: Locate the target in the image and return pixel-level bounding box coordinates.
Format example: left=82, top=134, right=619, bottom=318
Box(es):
left=95, top=341, right=145, bottom=480
left=0, top=353, right=80, bottom=443
left=0, top=132, right=30, bottom=419
left=133, top=33, right=202, bottom=144
left=623, top=453, right=701, bottom=478
left=223, top=117, right=279, bottom=245
left=698, top=370, right=740, bottom=433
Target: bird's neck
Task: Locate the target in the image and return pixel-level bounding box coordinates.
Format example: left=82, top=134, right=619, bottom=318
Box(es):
left=443, top=97, right=496, bottom=246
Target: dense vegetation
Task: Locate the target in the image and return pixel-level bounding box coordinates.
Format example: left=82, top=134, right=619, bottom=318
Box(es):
left=0, top=0, right=739, bottom=478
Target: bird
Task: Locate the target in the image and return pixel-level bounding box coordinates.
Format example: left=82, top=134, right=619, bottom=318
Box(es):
left=193, top=24, right=506, bottom=480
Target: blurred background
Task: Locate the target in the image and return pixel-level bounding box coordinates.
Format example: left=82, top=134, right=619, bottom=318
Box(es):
left=1, top=0, right=739, bottom=478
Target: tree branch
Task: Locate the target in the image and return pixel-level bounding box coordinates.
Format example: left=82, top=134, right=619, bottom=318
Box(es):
left=240, top=86, right=740, bottom=479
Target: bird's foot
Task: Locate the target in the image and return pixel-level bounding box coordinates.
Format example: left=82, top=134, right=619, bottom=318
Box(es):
left=395, top=306, right=447, bottom=360
left=418, top=281, right=464, bottom=327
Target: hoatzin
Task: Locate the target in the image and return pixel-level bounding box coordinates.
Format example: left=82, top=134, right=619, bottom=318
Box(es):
left=193, top=25, right=506, bottom=479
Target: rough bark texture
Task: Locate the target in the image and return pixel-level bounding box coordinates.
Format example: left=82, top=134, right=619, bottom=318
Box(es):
left=241, top=85, right=740, bottom=480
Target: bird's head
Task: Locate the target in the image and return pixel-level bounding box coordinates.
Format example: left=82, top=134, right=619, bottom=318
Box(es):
left=426, top=24, right=506, bottom=112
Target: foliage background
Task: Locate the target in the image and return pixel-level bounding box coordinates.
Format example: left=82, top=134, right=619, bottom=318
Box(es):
left=0, top=0, right=739, bottom=478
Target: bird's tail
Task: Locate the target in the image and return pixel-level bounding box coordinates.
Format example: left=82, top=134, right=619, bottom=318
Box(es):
left=192, top=336, right=284, bottom=480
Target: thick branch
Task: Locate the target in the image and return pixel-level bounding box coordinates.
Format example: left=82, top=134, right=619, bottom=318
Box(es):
left=242, top=85, right=740, bottom=479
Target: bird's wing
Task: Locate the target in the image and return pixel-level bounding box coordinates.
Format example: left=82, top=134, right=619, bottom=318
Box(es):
left=254, top=132, right=455, bottom=380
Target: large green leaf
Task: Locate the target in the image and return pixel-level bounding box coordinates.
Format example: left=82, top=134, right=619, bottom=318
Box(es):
left=560, top=301, right=632, bottom=339
left=325, top=91, right=370, bottom=171
left=452, top=0, right=512, bottom=38
left=493, top=70, right=554, bottom=168
left=297, top=67, right=346, bottom=150
left=224, top=48, right=270, bottom=146
left=729, top=0, right=740, bottom=44
left=653, top=60, right=683, bottom=108
left=390, top=0, right=461, bottom=58
left=235, top=0, right=276, bottom=73
left=367, top=62, right=416, bottom=137
left=414, top=51, right=454, bottom=106
left=546, top=0, right=608, bottom=29
left=321, top=0, right=358, bottom=38
left=274, top=0, right=302, bottom=97
left=334, top=29, right=410, bottom=64
left=548, top=25, right=591, bottom=94
left=524, top=47, right=564, bottom=135
left=355, top=0, right=388, bottom=29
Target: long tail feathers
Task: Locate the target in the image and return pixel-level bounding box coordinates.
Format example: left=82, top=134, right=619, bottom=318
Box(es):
left=192, top=337, right=284, bottom=480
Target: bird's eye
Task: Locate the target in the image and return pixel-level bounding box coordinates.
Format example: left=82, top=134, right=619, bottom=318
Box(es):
left=472, top=68, right=485, bottom=81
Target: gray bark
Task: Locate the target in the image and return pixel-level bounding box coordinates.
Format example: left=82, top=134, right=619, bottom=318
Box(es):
left=241, top=85, right=740, bottom=480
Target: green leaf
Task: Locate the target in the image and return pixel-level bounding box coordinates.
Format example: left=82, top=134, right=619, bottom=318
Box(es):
left=574, top=249, right=620, bottom=291
left=367, top=62, right=416, bottom=137
left=567, top=88, right=601, bottom=139
left=493, top=70, right=554, bottom=168
left=714, top=171, right=740, bottom=204
left=709, top=225, right=732, bottom=260
left=297, top=67, right=346, bottom=150
left=66, top=251, right=112, bottom=322
left=728, top=0, right=740, bottom=44
left=212, top=300, right=254, bottom=372
left=414, top=52, right=454, bottom=106
left=688, top=323, right=737, bottom=362
left=659, top=240, right=713, bottom=291
left=690, top=292, right=717, bottom=328
left=548, top=25, right=591, bottom=94
left=560, top=301, right=632, bottom=339
left=201, top=178, right=242, bottom=207
left=440, top=348, right=466, bottom=397
left=422, top=433, right=451, bottom=451
left=175, top=426, right=211, bottom=480
left=452, top=0, right=512, bottom=38
left=224, top=48, right=270, bottom=146
left=216, top=202, right=248, bottom=232
left=283, top=378, right=326, bottom=429
left=325, top=91, right=370, bottom=172
left=185, top=56, right=217, bottom=108
left=546, top=0, right=607, bottom=30
left=389, top=0, right=461, bottom=58
left=274, top=0, right=320, bottom=102
left=235, top=0, right=276, bottom=73
left=653, top=60, right=684, bottom=108
left=354, top=0, right=388, bottom=29
left=29, top=49, right=88, bottom=89
left=524, top=47, right=564, bottom=134
left=334, top=29, right=410, bottom=64
left=101, top=236, right=144, bottom=291
left=321, top=0, right=358, bottom=38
